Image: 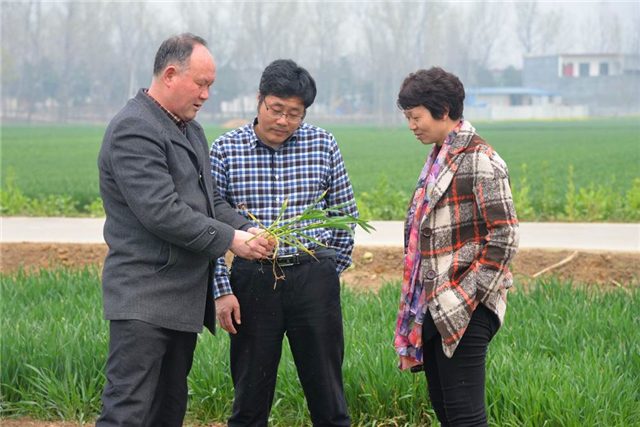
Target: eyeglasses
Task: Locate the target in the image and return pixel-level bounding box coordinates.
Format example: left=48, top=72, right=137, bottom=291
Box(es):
left=262, top=98, right=305, bottom=124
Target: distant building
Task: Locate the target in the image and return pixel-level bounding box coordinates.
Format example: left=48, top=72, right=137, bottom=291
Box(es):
left=523, top=53, right=640, bottom=115
left=466, top=87, right=560, bottom=108
left=463, top=86, right=587, bottom=121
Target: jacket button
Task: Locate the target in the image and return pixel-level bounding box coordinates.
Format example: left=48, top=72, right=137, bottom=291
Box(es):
left=435, top=304, right=441, bottom=311
left=422, top=227, right=432, bottom=237
left=425, top=269, right=436, bottom=280
left=208, top=226, right=216, bottom=235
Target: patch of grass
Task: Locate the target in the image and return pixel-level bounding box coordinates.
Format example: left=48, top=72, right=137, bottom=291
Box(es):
left=2, top=269, right=638, bottom=425
left=1, top=125, right=105, bottom=207
left=0, top=268, right=106, bottom=423
left=1, top=118, right=639, bottom=220
left=331, top=117, right=640, bottom=203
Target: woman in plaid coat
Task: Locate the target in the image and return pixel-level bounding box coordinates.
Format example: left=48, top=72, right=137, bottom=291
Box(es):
left=393, top=67, right=519, bottom=426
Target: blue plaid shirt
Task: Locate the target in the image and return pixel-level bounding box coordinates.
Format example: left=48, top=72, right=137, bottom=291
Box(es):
left=210, top=120, right=358, bottom=298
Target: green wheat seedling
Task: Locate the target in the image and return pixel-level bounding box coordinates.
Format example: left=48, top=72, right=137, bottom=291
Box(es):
left=2, top=120, right=639, bottom=220
left=241, top=191, right=375, bottom=285
left=2, top=270, right=639, bottom=425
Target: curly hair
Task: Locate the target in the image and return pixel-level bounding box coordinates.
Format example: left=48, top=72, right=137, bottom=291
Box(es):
left=397, top=67, right=465, bottom=120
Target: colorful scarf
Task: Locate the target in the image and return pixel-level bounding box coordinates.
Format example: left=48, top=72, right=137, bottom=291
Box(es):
left=394, top=122, right=462, bottom=370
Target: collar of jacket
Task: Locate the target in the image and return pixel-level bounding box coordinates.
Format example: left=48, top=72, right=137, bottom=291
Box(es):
left=421, top=120, right=478, bottom=217
left=134, top=89, right=204, bottom=162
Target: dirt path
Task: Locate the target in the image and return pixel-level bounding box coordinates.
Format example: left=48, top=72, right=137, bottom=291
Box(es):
left=1, top=243, right=638, bottom=289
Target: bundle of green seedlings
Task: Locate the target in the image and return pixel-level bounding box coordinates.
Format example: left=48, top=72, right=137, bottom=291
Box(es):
left=242, top=191, right=375, bottom=286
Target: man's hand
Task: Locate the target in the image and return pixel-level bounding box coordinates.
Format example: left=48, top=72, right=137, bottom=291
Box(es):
left=229, top=229, right=272, bottom=259
left=246, top=226, right=264, bottom=236
left=247, top=227, right=276, bottom=252
left=216, top=294, right=241, bottom=334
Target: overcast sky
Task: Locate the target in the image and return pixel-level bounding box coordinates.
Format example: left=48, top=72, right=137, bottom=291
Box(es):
left=4, top=0, right=639, bottom=121
left=471, top=0, right=639, bottom=68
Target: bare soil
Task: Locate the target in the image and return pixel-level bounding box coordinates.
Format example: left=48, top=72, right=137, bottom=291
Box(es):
left=1, top=243, right=638, bottom=290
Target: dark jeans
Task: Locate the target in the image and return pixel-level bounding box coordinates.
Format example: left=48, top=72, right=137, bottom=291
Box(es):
left=422, top=304, right=500, bottom=427
left=96, top=319, right=198, bottom=427
left=228, top=256, right=350, bottom=427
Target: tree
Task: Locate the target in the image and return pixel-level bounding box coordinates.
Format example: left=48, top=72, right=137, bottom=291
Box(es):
left=356, top=1, right=446, bottom=122
left=1, top=1, right=45, bottom=122
left=47, top=1, right=118, bottom=121
left=581, top=2, right=622, bottom=53
left=500, top=66, right=522, bottom=87
left=448, top=2, right=507, bottom=86
left=296, top=2, right=349, bottom=112
left=110, top=2, right=157, bottom=101
left=173, top=2, right=249, bottom=110
left=514, top=1, right=563, bottom=56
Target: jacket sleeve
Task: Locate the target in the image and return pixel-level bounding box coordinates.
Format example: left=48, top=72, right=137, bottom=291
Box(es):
left=106, top=116, right=235, bottom=259
left=467, top=151, right=519, bottom=301
left=212, top=184, right=251, bottom=231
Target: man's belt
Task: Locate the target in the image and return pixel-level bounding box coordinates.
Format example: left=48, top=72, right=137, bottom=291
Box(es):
left=255, top=248, right=336, bottom=268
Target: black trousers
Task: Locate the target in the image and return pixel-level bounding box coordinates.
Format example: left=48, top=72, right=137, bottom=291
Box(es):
left=96, top=319, right=198, bottom=427
left=228, top=256, right=350, bottom=427
left=422, top=304, right=500, bottom=427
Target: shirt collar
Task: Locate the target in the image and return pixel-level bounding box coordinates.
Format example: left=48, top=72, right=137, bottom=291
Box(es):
left=249, top=117, right=299, bottom=150
left=143, top=89, right=187, bottom=133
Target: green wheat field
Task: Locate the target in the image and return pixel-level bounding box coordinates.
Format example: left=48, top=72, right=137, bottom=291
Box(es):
left=1, top=118, right=639, bottom=425
left=1, top=269, right=639, bottom=426
left=1, top=117, right=639, bottom=221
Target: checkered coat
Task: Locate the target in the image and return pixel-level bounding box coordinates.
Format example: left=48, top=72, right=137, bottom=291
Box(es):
left=414, top=121, right=519, bottom=357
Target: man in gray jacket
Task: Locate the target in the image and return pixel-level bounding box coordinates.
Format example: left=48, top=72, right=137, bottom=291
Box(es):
left=96, top=33, right=272, bottom=426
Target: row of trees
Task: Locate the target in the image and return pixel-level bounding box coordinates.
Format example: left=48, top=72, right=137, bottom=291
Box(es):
left=2, top=0, right=638, bottom=124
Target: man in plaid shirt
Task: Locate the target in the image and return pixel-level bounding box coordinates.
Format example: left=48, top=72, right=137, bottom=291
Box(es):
left=210, top=59, right=355, bottom=427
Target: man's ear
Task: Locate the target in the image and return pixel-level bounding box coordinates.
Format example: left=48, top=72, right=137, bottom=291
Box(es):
left=256, top=93, right=265, bottom=114
left=162, top=65, right=179, bottom=86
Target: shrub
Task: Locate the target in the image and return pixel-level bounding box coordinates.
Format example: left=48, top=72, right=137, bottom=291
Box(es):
left=512, top=163, right=536, bottom=221
left=356, top=176, right=408, bottom=220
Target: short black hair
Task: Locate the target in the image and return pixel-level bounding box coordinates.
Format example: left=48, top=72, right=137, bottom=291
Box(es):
left=397, top=67, right=465, bottom=120
left=259, top=59, right=317, bottom=108
left=153, top=33, right=208, bottom=76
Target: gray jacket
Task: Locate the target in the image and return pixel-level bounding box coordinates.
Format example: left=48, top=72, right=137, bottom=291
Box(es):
left=98, top=89, right=249, bottom=333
